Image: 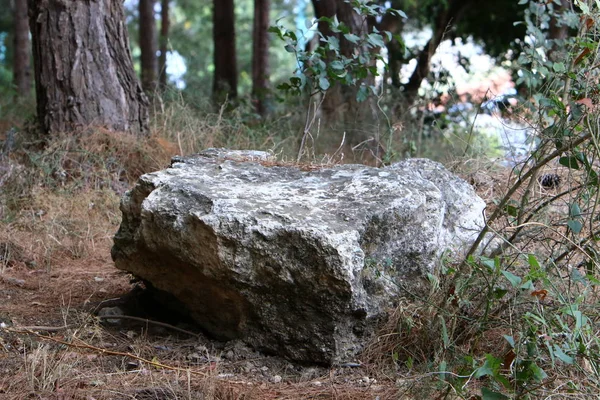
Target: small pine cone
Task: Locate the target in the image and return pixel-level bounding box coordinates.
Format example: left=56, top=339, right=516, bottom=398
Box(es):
left=538, top=173, right=561, bottom=189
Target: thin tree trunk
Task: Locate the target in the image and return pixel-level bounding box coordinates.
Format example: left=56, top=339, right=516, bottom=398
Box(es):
left=159, top=0, right=170, bottom=89
left=548, top=0, right=570, bottom=62
left=378, top=3, right=405, bottom=89
left=139, top=0, right=158, bottom=96
left=213, top=0, right=238, bottom=102
left=403, top=0, right=471, bottom=104
left=28, top=0, right=149, bottom=135
left=13, top=0, right=31, bottom=97
left=252, top=0, right=270, bottom=116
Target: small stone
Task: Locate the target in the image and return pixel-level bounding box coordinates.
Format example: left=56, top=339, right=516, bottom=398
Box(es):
left=312, top=381, right=322, bottom=387
left=126, top=361, right=139, bottom=370
left=271, top=375, right=282, bottom=383
left=97, top=306, right=124, bottom=325
left=243, top=362, right=254, bottom=373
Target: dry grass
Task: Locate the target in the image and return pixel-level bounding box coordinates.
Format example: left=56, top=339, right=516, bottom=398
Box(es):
left=1, top=90, right=599, bottom=398
left=0, top=114, right=403, bottom=399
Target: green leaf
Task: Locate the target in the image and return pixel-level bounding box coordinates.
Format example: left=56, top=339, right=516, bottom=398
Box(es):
left=438, top=360, right=447, bottom=381
left=503, top=335, right=515, bottom=348
left=390, top=9, right=408, bottom=19
left=553, top=62, right=566, bottom=73
left=520, top=280, right=534, bottom=290
left=567, top=220, right=583, bottom=234
left=570, top=203, right=582, bottom=219
left=502, top=270, right=522, bottom=287
left=481, top=387, right=510, bottom=400
left=553, top=345, right=574, bottom=364
left=356, top=86, right=369, bottom=102
left=439, top=316, right=449, bottom=348
left=366, top=33, right=386, bottom=48
left=304, top=18, right=314, bottom=30
left=325, top=36, right=340, bottom=52
left=559, top=156, right=580, bottom=169
left=475, top=354, right=502, bottom=378
left=481, top=257, right=496, bottom=270
left=319, top=76, right=330, bottom=91
left=290, top=76, right=302, bottom=87
left=528, top=254, right=540, bottom=268
left=330, top=60, right=345, bottom=70
left=343, top=33, right=360, bottom=44
left=529, top=363, right=548, bottom=381
left=505, top=204, right=519, bottom=217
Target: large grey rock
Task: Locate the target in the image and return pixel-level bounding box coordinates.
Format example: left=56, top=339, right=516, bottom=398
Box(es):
left=112, top=149, right=485, bottom=364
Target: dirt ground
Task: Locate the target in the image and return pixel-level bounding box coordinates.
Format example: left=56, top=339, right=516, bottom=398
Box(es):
left=0, top=241, right=403, bottom=400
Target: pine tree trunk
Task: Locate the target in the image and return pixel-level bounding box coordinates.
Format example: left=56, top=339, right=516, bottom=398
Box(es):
left=13, top=0, right=31, bottom=97
left=252, top=0, right=270, bottom=116
left=139, top=0, right=158, bottom=96
left=159, top=0, right=170, bottom=89
left=213, top=0, right=238, bottom=102
left=28, top=0, right=149, bottom=135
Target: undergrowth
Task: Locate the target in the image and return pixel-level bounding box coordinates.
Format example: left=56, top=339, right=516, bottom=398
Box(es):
left=363, top=1, right=600, bottom=399
left=3, top=2, right=600, bottom=399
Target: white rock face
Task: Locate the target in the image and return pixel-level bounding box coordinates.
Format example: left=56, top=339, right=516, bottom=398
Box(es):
left=112, top=149, right=485, bottom=364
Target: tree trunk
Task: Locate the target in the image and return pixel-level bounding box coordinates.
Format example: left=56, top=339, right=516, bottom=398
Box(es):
left=28, top=0, right=149, bottom=135
left=159, top=0, right=170, bottom=89
left=548, top=0, right=570, bottom=62
left=403, top=0, right=472, bottom=104
left=13, top=0, right=31, bottom=97
left=311, top=0, right=376, bottom=149
left=378, top=2, right=405, bottom=89
left=213, top=0, right=237, bottom=102
left=252, top=0, right=270, bottom=116
left=139, top=0, right=158, bottom=96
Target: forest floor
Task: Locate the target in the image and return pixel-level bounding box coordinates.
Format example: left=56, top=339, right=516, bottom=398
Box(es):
left=0, top=125, right=577, bottom=399
left=0, top=128, right=415, bottom=399
left=0, top=239, right=404, bottom=399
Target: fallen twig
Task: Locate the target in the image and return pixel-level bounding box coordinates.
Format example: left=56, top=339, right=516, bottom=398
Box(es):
left=6, top=327, right=210, bottom=377
left=96, top=314, right=201, bottom=338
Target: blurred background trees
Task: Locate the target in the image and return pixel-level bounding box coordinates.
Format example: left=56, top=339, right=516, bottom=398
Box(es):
left=0, top=0, right=580, bottom=161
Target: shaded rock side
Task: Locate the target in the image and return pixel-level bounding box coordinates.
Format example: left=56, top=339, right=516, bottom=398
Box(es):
left=112, top=149, right=485, bottom=364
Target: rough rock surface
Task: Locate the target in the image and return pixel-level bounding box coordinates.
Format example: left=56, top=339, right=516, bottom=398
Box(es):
left=112, top=149, right=485, bottom=364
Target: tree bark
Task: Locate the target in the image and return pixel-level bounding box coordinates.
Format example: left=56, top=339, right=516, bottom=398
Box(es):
left=213, top=0, right=238, bottom=102
left=159, top=0, right=170, bottom=89
left=252, top=0, right=270, bottom=116
left=13, top=0, right=31, bottom=97
left=378, top=2, right=405, bottom=89
left=548, top=0, right=570, bottom=62
left=28, top=0, right=149, bottom=135
left=311, top=0, right=375, bottom=141
left=139, top=0, right=158, bottom=96
left=403, top=0, right=472, bottom=104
